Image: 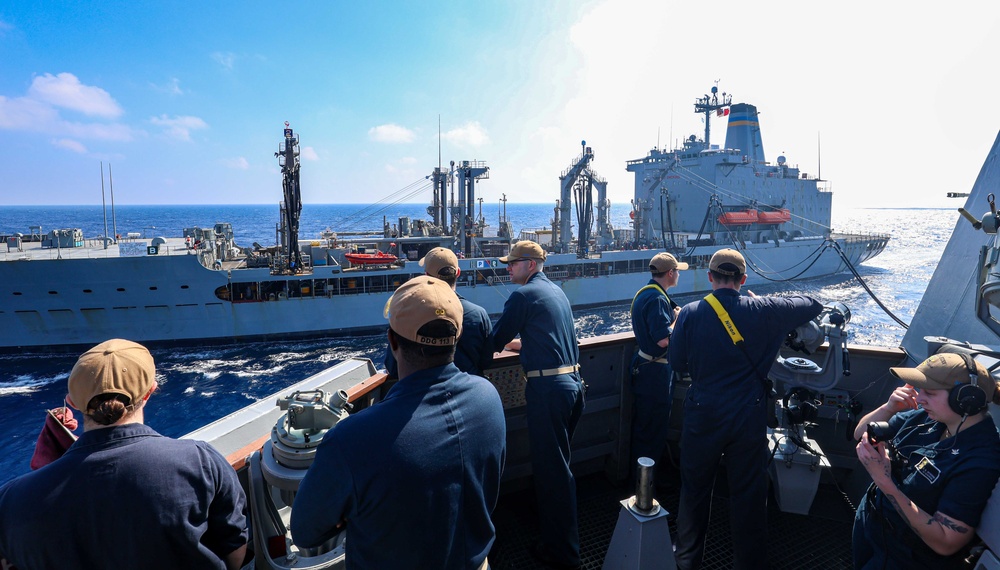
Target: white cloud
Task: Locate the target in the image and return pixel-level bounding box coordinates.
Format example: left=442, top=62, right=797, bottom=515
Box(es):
left=442, top=122, right=490, bottom=147
left=212, top=52, right=236, bottom=69
left=399, top=156, right=417, bottom=165
left=0, top=92, right=133, bottom=141
left=52, top=139, right=87, bottom=153
left=29, top=73, right=123, bottom=118
left=368, top=123, right=415, bottom=143
left=301, top=146, right=319, bottom=161
left=151, top=77, right=184, bottom=95
left=150, top=114, right=208, bottom=141
left=222, top=156, right=249, bottom=169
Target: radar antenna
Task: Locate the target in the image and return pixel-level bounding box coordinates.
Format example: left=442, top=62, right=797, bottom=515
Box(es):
left=693, top=85, right=732, bottom=148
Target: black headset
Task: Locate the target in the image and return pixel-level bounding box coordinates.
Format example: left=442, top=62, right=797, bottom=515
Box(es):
left=947, top=353, right=988, bottom=416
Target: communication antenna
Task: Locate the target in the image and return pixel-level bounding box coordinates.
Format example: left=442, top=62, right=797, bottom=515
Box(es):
left=817, top=132, right=822, bottom=180
left=100, top=162, right=109, bottom=250
left=109, top=163, right=118, bottom=243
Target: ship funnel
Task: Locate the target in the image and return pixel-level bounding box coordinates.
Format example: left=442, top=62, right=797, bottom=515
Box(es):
left=724, top=103, right=766, bottom=164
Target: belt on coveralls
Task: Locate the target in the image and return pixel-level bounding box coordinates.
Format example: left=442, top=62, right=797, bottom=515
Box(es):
left=637, top=350, right=668, bottom=364
left=525, top=364, right=580, bottom=378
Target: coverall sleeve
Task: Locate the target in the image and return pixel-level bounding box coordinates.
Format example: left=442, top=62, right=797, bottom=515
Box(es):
left=290, top=430, right=354, bottom=549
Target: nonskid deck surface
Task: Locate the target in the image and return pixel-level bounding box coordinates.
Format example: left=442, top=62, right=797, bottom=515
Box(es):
left=489, top=466, right=855, bottom=569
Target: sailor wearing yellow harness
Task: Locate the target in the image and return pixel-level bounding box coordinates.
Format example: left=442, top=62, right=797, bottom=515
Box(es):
left=629, top=252, right=687, bottom=480
left=669, top=249, right=822, bottom=570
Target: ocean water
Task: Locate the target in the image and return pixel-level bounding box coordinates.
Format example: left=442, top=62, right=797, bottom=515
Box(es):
left=0, top=205, right=958, bottom=485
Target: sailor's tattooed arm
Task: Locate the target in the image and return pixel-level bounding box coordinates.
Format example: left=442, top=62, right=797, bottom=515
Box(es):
left=879, top=488, right=976, bottom=555
left=930, top=512, right=970, bottom=534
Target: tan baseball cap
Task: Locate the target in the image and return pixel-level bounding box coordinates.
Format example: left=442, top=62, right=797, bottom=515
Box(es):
left=709, top=248, right=746, bottom=276
left=384, top=277, right=463, bottom=345
left=68, top=339, right=156, bottom=413
left=419, top=247, right=459, bottom=277
left=890, top=353, right=996, bottom=401
left=649, top=252, right=688, bottom=273
left=499, top=240, right=546, bottom=264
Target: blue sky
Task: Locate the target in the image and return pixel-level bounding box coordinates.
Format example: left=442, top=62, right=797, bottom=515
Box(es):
left=1, top=2, right=999, bottom=209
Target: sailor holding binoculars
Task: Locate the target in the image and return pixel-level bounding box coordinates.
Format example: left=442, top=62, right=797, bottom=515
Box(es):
left=853, top=352, right=1000, bottom=569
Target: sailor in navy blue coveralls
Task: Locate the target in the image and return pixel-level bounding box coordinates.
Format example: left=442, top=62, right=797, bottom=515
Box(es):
left=629, top=252, right=687, bottom=475
left=384, top=247, right=494, bottom=378
left=492, top=241, right=584, bottom=569
left=852, top=353, right=1000, bottom=569
left=292, top=278, right=506, bottom=569
left=668, top=249, right=821, bottom=570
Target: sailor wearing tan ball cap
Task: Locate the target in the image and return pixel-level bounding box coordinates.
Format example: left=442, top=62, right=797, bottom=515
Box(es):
left=383, top=247, right=494, bottom=378
left=0, top=339, right=248, bottom=569
left=491, top=240, right=585, bottom=569
left=628, top=252, right=687, bottom=483
left=852, top=351, right=1000, bottom=568
left=293, top=278, right=506, bottom=570
left=669, top=248, right=823, bottom=570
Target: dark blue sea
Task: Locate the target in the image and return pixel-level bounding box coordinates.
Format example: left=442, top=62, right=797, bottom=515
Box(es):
left=0, top=204, right=958, bottom=485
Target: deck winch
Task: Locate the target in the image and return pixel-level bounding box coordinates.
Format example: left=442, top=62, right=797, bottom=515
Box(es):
left=248, top=389, right=351, bottom=569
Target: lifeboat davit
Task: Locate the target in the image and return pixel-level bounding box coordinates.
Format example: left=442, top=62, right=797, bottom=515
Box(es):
left=758, top=208, right=792, bottom=224
left=717, top=209, right=759, bottom=225
left=345, top=251, right=398, bottom=265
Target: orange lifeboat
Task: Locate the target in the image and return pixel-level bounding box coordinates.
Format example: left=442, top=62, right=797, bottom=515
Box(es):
left=717, top=209, right=759, bottom=225
left=757, top=209, right=791, bottom=224
left=345, top=251, right=398, bottom=265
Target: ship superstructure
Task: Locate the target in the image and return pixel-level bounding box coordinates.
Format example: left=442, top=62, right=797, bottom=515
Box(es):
left=0, top=91, right=889, bottom=353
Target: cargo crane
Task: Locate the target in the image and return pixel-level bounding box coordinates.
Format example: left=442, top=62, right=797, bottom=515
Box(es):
left=557, top=141, right=610, bottom=256
left=276, top=122, right=304, bottom=274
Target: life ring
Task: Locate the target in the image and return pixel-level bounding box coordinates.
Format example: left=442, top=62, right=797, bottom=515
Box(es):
left=629, top=210, right=635, bottom=219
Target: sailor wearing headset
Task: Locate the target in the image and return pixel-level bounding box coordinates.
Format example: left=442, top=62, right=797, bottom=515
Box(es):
left=853, top=352, right=1000, bottom=569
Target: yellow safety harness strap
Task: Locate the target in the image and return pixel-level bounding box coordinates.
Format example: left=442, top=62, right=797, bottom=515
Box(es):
left=630, top=283, right=669, bottom=316
left=704, top=293, right=744, bottom=345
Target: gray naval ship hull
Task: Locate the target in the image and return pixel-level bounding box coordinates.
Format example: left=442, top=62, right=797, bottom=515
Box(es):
left=2, top=90, right=891, bottom=353
left=0, top=233, right=883, bottom=353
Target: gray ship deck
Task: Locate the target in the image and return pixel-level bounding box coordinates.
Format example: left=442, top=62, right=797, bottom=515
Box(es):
left=490, top=465, right=855, bottom=569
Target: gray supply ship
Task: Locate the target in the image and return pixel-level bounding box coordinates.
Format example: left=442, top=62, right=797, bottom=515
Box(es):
left=0, top=89, right=888, bottom=353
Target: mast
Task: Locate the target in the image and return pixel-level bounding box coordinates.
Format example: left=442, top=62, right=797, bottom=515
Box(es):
left=693, top=84, right=732, bottom=148
left=109, top=163, right=118, bottom=242
left=276, top=122, right=303, bottom=273
left=100, top=162, right=109, bottom=250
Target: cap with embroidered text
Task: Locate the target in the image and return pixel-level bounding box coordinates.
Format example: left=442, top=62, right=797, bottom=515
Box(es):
left=384, top=278, right=463, bottom=346
left=890, top=352, right=996, bottom=401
